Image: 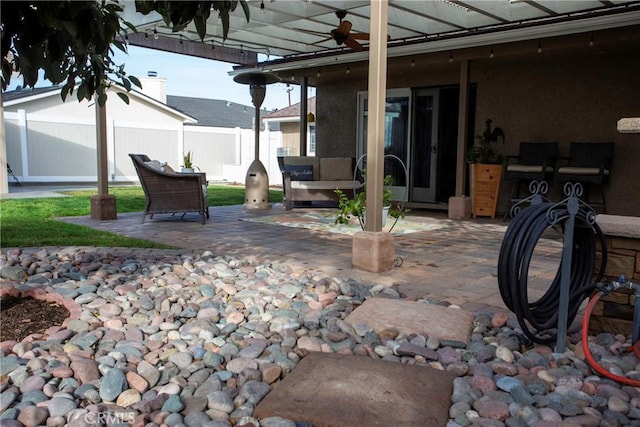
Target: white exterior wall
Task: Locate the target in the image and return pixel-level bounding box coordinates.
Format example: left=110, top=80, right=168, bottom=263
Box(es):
left=3, top=107, right=283, bottom=186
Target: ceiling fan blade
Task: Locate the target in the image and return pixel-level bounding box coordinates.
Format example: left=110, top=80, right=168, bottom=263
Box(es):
left=344, top=37, right=364, bottom=51
left=294, top=27, right=331, bottom=37
left=350, top=33, right=370, bottom=41
left=351, top=33, right=391, bottom=42
left=336, top=20, right=352, bottom=36
left=310, top=37, right=333, bottom=46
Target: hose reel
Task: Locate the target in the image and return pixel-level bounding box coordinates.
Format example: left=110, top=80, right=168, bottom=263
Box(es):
left=497, top=184, right=607, bottom=347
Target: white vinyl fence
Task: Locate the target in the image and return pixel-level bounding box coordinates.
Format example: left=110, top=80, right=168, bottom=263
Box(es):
left=4, top=110, right=284, bottom=187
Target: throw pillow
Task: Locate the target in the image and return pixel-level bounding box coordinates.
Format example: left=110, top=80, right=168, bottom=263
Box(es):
left=145, top=160, right=163, bottom=171
left=161, top=163, right=176, bottom=174
left=285, top=164, right=314, bottom=181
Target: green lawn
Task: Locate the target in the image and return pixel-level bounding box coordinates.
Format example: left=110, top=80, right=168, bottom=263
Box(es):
left=0, top=185, right=283, bottom=249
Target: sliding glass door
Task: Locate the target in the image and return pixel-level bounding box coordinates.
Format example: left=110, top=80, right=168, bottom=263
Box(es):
left=357, top=88, right=440, bottom=203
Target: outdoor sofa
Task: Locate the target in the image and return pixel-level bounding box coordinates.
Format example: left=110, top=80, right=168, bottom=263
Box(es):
left=278, top=156, right=363, bottom=210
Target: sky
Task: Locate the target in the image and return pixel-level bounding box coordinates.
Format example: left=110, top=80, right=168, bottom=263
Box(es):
left=6, top=45, right=312, bottom=111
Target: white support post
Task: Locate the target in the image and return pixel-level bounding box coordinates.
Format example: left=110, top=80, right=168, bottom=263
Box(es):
left=0, top=98, right=7, bottom=195
left=364, top=0, right=389, bottom=232
left=18, top=109, right=28, bottom=181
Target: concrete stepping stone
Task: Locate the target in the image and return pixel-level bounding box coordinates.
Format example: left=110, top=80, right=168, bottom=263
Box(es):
left=254, top=352, right=456, bottom=426
left=346, top=298, right=475, bottom=344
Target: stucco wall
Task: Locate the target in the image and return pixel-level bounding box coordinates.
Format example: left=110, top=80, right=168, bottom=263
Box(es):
left=471, top=52, right=640, bottom=216
left=314, top=32, right=640, bottom=216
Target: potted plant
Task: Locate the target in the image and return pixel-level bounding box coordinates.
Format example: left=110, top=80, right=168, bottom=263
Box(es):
left=334, top=175, right=406, bottom=230
left=181, top=151, right=196, bottom=173
left=468, top=119, right=505, bottom=165
left=468, top=119, right=505, bottom=219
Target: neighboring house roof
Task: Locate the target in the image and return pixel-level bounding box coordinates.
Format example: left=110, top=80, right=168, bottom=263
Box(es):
left=1, top=85, right=61, bottom=103
left=263, top=97, right=315, bottom=122
left=2, top=85, right=197, bottom=123
left=167, top=96, right=259, bottom=129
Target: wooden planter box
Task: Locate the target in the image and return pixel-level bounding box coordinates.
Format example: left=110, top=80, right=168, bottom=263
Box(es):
left=470, top=163, right=502, bottom=219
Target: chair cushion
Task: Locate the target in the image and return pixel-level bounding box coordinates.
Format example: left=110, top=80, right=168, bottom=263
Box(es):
left=506, top=165, right=554, bottom=173
left=285, top=164, right=314, bottom=181
left=319, top=157, right=354, bottom=181
left=291, top=180, right=364, bottom=190
left=557, top=166, right=609, bottom=175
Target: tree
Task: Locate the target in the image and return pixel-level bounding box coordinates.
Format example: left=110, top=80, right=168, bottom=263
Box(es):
left=1, top=1, right=250, bottom=105
left=135, top=1, right=250, bottom=41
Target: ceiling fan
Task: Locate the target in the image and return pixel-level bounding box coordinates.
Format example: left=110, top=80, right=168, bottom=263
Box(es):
left=302, top=10, right=371, bottom=51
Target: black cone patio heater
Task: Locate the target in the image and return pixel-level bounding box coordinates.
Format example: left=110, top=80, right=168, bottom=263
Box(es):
left=233, top=71, right=281, bottom=210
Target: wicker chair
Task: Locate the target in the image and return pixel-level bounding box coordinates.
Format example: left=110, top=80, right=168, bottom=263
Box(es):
left=555, top=142, right=614, bottom=212
left=129, top=153, right=209, bottom=224
left=503, top=142, right=558, bottom=214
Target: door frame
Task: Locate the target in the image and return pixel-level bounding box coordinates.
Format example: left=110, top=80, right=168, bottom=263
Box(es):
left=410, top=88, right=440, bottom=203
left=357, top=88, right=412, bottom=202
left=357, top=88, right=443, bottom=203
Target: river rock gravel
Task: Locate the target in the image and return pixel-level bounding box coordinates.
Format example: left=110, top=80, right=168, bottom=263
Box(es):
left=1, top=247, right=639, bottom=427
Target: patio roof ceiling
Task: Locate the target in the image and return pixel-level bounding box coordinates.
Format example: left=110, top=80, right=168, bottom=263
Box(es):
left=124, top=0, right=640, bottom=72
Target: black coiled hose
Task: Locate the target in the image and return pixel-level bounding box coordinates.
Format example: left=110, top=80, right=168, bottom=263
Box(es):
left=497, top=202, right=607, bottom=344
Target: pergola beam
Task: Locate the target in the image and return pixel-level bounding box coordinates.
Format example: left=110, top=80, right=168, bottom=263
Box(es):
left=127, top=33, right=256, bottom=66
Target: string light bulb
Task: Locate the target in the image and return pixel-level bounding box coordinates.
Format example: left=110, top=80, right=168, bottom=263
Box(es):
left=448, top=51, right=453, bottom=63
left=489, top=46, right=494, bottom=59
left=316, top=69, right=321, bottom=78
left=589, top=32, right=594, bottom=47
left=411, top=58, right=415, bottom=67
left=537, top=42, right=542, bottom=54
left=260, top=0, right=265, bottom=13
left=153, top=28, right=159, bottom=40
left=346, top=66, right=350, bottom=74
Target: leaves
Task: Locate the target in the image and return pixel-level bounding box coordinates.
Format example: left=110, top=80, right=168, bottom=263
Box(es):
left=135, top=1, right=250, bottom=41
left=1, top=1, right=138, bottom=104
left=116, top=92, right=130, bottom=105
left=469, top=119, right=506, bottom=164
left=334, top=175, right=405, bottom=226
left=2, top=1, right=249, bottom=103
